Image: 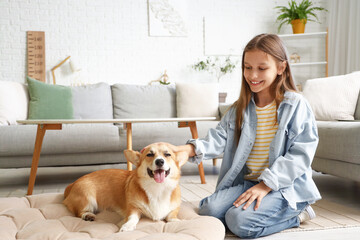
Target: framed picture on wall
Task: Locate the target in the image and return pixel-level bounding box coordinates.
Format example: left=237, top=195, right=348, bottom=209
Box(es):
left=148, top=0, right=187, bottom=37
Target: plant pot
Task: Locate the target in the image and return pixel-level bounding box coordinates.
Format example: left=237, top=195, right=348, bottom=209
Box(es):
left=219, top=92, right=227, bottom=103
left=291, top=19, right=307, bottom=34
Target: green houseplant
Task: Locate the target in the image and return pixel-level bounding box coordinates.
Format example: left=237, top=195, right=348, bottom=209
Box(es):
left=192, top=57, right=237, bottom=83
left=192, top=56, right=237, bottom=102
left=275, top=0, right=327, bottom=34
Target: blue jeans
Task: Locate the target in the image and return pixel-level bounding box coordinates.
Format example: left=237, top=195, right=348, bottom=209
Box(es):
left=198, top=181, right=308, bottom=239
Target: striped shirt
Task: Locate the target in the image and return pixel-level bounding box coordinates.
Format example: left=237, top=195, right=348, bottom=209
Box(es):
left=245, top=100, right=278, bottom=181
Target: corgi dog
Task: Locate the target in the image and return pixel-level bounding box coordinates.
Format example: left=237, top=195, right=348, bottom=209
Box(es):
left=63, top=143, right=188, bottom=232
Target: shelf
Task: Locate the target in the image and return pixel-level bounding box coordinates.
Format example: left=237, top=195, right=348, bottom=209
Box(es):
left=280, top=30, right=328, bottom=80
left=278, top=32, right=327, bottom=38
left=290, top=61, right=327, bottom=67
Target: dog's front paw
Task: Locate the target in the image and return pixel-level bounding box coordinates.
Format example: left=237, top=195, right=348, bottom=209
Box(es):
left=81, top=212, right=96, bottom=221
left=118, top=212, right=140, bottom=232
left=119, top=222, right=137, bottom=232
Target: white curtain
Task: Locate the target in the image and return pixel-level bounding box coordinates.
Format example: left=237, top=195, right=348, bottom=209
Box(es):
left=328, top=0, right=360, bottom=76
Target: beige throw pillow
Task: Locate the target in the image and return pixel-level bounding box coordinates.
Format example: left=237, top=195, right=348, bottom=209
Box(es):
left=302, top=71, right=360, bottom=121
left=176, top=83, right=219, bottom=118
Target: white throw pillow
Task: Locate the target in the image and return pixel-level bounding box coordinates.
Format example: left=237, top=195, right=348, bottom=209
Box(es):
left=176, top=83, right=219, bottom=118
left=302, top=71, right=360, bottom=121
left=0, top=81, right=29, bottom=125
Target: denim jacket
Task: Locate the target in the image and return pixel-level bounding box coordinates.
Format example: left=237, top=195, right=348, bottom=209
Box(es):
left=187, top=91, right=321, bottom=209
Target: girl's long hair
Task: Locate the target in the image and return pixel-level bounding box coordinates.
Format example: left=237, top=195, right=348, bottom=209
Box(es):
left=233, top=33, right=297, bottom=143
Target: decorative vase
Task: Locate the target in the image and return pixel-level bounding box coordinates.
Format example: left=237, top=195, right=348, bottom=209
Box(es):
left=291, top=19, right=307, bottom=34
left=219, top=92, right=227, bottom=103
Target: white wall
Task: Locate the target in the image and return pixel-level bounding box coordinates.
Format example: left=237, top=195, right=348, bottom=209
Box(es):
left=0, top=0, right=328, bottom=103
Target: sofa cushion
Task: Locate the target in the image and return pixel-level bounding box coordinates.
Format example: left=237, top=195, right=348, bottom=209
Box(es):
left=0, top=152, right=125, bottom=168
left=71, top=83, right=113, bottom=119
left=0, top=193, right=225, bottom=240
left=112, top=84, right=176, bottom=119
left=312, top=157, right=360, bottom=182
left=176, top=83, right=219, bottom=118
left=27, top=76, right=73, bottom=119
left=315, top=120, right=360, bottom=165
left=0, top=81, right=29, bottom=125
left=0, top=124, right=122, bottom=157
left=302, top=71, right=360, bottom=121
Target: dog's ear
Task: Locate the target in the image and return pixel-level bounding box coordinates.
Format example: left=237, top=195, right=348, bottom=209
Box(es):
left=124, top=150, right=141, bottom=166
left=176, top=151, right=189, bottom=167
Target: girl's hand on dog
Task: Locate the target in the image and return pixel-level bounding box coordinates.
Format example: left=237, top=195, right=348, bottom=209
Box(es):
left=233, top=181, right=272, bottom=211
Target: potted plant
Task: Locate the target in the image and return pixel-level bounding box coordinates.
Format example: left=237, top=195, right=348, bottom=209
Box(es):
left=192, top=56, right=237, bottom=102
left=275, top=0, right=327, bottom=34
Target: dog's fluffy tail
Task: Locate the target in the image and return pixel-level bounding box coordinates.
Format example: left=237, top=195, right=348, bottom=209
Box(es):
left=64, top=183, right=74, bottom=198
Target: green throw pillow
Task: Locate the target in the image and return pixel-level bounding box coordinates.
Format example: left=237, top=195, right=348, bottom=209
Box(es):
left=27, top=76, right=73, bottom=119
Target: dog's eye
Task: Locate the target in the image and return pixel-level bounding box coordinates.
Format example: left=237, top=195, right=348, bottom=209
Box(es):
left=146, top=153, right=155, bottom=157
left=164, top=153, right=171, bottom=157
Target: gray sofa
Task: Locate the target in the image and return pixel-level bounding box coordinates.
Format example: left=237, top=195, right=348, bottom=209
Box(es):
left=1, top=79, right=359, bottom=183
left=0, top=82, right=223, bottom=169
left=301, top=71, right=360, bottom=183
left=313, top=120, right=360, bottom=182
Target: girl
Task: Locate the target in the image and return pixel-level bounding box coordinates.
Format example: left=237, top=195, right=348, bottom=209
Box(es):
left=171, top=33, right=321, bottom=238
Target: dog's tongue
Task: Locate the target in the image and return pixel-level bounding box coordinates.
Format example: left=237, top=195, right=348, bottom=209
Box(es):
left=154, top=170, right=165, bottom=183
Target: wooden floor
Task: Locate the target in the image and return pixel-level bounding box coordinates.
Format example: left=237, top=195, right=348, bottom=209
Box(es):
left=1, top=160, right=360, bottom=239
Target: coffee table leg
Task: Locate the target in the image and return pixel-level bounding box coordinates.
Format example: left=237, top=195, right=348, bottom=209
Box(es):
left=126, top=123, right=133, bottom=171
left=27, top=124, right=62, bottom=195
left=179, top=121, right=206, bottom=184
left=213, top=159, right=217, bottom=166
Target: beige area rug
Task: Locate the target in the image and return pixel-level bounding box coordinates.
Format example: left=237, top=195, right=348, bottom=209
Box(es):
left=179, top=177, right=360, bottom=236
left=224, top=200, right=360, bottom=238
left=283, top=199, right=360, bottom=232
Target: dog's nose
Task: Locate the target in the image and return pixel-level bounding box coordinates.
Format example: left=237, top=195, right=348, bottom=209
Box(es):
left=155, top=158, right=164, bottom=167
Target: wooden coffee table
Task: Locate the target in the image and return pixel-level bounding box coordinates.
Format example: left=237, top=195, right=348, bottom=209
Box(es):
left=18, top=117, right=216, bottom=195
